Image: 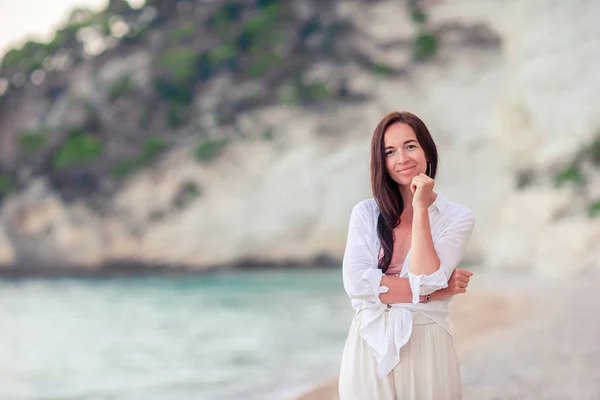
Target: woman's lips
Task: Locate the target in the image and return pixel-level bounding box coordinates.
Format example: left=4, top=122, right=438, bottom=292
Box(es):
left=398, top=166, right=416, bottom=174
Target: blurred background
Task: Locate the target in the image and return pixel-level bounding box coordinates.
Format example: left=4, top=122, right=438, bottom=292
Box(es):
left=0, top=0, right=599, bottom=399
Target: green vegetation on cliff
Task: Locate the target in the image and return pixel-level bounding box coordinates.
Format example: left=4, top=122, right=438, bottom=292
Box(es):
left=0, top=0, right=492, bottom=205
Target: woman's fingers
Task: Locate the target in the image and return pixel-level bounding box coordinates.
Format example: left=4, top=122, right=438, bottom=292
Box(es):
left=455, top=268, right=474, bottom=277
left=411, top=174, right=433, bottom=186
left=452, top=277, right=470, bottom=290
left=449, top=269, right=474, bottom=294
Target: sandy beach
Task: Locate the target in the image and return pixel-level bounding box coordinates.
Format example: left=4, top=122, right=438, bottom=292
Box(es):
left=293, top=270, right=556, bottom=400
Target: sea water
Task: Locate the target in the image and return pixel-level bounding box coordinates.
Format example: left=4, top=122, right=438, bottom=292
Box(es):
left=0, top=269, right=353, bottom=400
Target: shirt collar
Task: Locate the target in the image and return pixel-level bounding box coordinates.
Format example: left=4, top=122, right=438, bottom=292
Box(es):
left=428, top=192, right=449, bottom=214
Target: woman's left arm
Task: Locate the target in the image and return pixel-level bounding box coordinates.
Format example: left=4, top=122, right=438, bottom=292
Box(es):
left=407, top=210, right=475, bottom=303
left=408, top=206, right=439, bottom=276
left=406, top=174, right=475, bottom=303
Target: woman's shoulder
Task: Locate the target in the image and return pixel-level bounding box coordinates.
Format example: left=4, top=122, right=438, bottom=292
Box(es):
left=351, top=197, right=379, bottom=218
left=436, top=192, right=475, bottom=225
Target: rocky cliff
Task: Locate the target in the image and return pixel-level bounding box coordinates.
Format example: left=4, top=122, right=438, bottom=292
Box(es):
left=0, top=0, right=598, bottom=276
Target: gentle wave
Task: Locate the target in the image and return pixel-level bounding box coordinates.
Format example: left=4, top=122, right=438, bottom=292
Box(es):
left=0, top=269, right=352, bottom=400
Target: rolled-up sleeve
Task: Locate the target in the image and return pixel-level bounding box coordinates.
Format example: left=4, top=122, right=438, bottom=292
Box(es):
left=342, top=203, right=388, bottom=303
left=342, top=202, right=397, bottom=378
left=407, top=210, right=475, bottom=304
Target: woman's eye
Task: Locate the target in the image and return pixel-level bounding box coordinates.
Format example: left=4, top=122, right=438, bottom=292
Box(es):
left=406, top=144, right=417, bottom=150
left=385, top=150, right=394, bottom=156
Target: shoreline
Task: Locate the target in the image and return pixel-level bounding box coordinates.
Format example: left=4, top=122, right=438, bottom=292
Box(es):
left=0, top=256, right=342, bottom=279
left=293, top=276, right=540, bottom=400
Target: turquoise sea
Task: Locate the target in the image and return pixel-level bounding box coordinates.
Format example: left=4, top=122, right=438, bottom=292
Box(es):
left=0, top=269, right=353, bottom=400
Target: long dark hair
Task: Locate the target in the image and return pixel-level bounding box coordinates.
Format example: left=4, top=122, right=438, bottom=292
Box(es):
left=370, top=111, right=439, bottom=273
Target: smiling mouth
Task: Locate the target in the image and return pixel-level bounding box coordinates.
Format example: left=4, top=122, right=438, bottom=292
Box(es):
left=398, top=166, right=416, bottom=173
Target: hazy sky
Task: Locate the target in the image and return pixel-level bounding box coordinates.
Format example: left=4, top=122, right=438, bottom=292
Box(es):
left=0, top=0, right=143, bottom=58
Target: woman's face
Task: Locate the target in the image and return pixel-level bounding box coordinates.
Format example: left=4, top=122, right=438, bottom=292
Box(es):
left=384, top=122, right=428, bottom=186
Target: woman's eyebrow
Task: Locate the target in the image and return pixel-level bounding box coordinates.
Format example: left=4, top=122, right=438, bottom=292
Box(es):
left=385, top=140, right=417, bottom=149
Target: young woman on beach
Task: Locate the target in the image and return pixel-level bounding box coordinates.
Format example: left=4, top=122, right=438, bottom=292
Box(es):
left=338, top=111, right=475, bottom=399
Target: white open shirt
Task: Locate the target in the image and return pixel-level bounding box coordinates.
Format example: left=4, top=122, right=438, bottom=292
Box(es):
left=341, top=192, right=475, bottom=378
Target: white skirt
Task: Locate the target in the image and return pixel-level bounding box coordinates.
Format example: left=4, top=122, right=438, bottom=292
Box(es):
left=339, top=310, right=462, bottom=400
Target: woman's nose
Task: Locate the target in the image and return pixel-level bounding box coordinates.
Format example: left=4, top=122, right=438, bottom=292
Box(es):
left=397, top=150, right=409, bottom=163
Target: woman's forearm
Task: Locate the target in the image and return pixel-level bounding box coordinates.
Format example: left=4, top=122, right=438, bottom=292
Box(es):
left=379, top=275, right=452, bottom=304
left=408, top=207, right=440, bottom=275
left=428, top=287, right=451, bottom=301
left=379, top=275, right=413, bottom=303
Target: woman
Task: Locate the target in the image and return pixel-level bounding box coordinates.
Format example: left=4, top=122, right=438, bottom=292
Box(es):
left=338, top=111, right=475, bottom=399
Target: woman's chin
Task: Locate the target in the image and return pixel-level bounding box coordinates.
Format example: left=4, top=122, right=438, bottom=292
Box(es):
left=394, top=178, right=413, bottom=187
